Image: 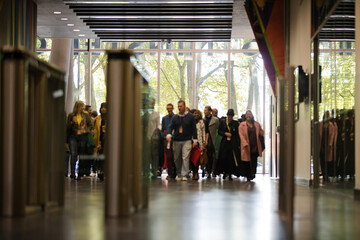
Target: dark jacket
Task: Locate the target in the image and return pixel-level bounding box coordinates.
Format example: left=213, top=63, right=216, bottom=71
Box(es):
left=167, top=112, right=197, bottom=142
left=66, top=111, right=92, bottom=142
left=217, top=118, right=241, bottom=175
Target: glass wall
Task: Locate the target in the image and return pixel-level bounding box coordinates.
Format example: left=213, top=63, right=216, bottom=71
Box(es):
left=73, top=52, right=89, bottom=103
left=160, top=52, right=192, bottom=112
left=196, top=52, right=228, bottom=116
left=91, top=52, right=107, bottom=111
left=319, top=42, right=355, bottom=117
left=38, top=38, right=273, bottom=173
left=317, top=41, right=355, bottom=182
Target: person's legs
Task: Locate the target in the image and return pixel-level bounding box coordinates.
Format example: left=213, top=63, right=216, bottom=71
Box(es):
left=250, top=153, right=258, bottom=179
left=150, top=135, right=159, bottom=177
left=69, top=136, right=78, bottom=178
left=65, top=150, right=70, bottom=177
left=206, top=147, right=214, bottom=176
left=78, top=133, right=89, bottom=176
left=173, top=141, right=182, bottom=177
left=242, top=161, right=251, bottom=181
left=166, top=141, right=176, bottom=178
left=320, top=151, right=325, bottom=178
left=212, top=150, right=218, bottom=176
left=181, top=140, right=192, bottom=177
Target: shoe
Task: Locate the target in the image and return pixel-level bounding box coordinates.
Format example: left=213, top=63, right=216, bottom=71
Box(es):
left=229, top=176, right=233, bottom=181
left=192, top=173, right=199, bottom=180
left=70, top=174, right=75, bottom=179
left=98, top=173, right=104, bottom=181
left=223, top=174, right=227, bottom=180
left=181, top=177, right=188, bottom=181
left=175, top=176, right=182, bottom=181
left=166, top=176, right=175, bottom=180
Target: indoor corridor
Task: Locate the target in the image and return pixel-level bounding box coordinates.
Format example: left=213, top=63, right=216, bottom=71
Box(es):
left=1, top=175, right=359, bottom=240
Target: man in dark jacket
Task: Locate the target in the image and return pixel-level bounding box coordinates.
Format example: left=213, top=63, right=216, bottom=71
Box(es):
left=166, top=100, right=197, bottom=181
left=162, top=103, right=176, bottom=179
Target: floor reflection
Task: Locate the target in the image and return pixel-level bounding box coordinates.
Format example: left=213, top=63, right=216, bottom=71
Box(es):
left=1, top=175, right=359, bottom=240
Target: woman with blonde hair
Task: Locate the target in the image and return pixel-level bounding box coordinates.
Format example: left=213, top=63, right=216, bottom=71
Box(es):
left=66, top=100, right=92, bottom=180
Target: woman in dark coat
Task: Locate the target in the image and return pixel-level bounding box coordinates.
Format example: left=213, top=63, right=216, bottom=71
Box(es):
left=217, top=109, right=241, bottom=180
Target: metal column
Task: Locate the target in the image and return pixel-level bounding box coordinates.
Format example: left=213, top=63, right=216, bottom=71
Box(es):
left=0, top=48, right=65, bottom=217
left=105, top=50, right=147, bottom=217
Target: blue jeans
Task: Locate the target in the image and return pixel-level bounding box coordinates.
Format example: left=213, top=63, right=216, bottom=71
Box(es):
left=69, top=134, right=87, bottom=176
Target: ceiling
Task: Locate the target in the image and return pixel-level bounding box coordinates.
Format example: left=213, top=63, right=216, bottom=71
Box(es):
left=36, top=0, right=254, bottom=42
left=319, top=0, right=355, bottom=41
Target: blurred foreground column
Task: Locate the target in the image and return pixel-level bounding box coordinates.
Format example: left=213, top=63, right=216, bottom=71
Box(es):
left=105, top=50, right=146, bottom=217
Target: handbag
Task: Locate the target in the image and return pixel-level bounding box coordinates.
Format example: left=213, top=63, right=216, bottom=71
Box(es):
left=259, top=135, right=265, bottom=151
left=199, top=149, right=208, bottom=165
left=87, top=132, right=96, bottom=149
left=190, top=146, right=202, bottom=166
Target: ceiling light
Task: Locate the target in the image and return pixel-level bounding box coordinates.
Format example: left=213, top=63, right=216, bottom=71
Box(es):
left=73, top=29, right=80, bottom=32
left=53, top=11, right=62, bottom=15
left=79, top=34, right=85, bottom=37
left=67, top=23, right=74, bottom=27
left=61, top=18, right=68, bottom=21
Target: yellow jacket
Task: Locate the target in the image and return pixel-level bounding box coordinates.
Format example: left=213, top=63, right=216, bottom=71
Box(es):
left=92, top=115, right=102, bottom=154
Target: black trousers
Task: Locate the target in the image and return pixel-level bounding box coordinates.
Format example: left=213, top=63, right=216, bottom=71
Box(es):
left=206, top=147, right=215, bottom=174
left=250, top=153, right=258, bottom=176
left=242, top=153, right=258, bottom=179
left=165, top=140, right=176, bottom=178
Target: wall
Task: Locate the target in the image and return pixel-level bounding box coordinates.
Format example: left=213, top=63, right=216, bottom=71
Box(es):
left=0, top=0, right=37, bottom=51
left=290, top=0, right=312, bottom=181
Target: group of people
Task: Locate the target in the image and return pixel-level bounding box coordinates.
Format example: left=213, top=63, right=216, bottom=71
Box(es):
left=65, top=99, right=265, bottom=183
left=159, top=100, right=264, bottom=182
left=65, top=100, right=107, bottom=180
left=319, top=109, right=355, bottom=181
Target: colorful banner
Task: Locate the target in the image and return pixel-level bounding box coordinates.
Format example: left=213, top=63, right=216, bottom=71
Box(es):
left=245, top=0, right=285, bottom=96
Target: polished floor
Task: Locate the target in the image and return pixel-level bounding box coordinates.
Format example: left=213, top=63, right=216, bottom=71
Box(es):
left=1, top=174, right=360, bottom=240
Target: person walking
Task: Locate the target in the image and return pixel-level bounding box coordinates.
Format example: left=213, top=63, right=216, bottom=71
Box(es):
left=162, top=103, right=176, bottom=179
left=217, top=109, right=241, bottom=180
left=66, top=100, right=92, bottom=180
left=191, top=110, right=206, bottom=180
left=203, top=105, right=219, bottom=178
left=239, top=110, right=264, bottom=181
left=320, top=111, right=335, bottom=181
left=92, top=102, right=107, bottom=180
left=166, top=100, right=198, bottom=181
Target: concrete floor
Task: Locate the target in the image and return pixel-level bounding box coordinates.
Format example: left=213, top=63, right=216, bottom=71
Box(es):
left=1, top=175, right=359, bottom=240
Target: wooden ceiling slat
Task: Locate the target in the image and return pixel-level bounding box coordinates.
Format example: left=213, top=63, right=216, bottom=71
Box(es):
left=65, top=0, right=233, bottom=40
